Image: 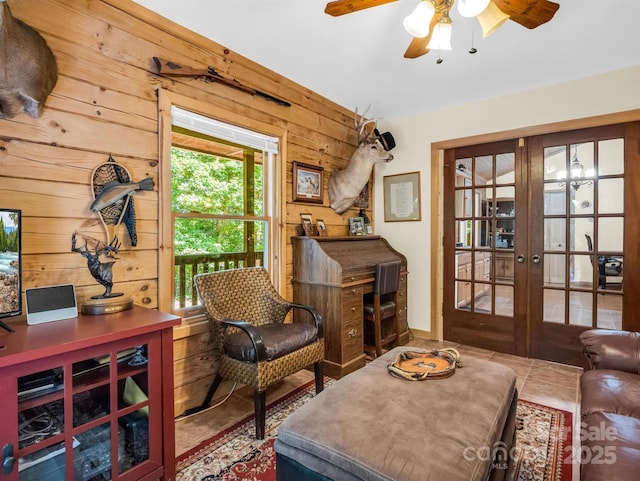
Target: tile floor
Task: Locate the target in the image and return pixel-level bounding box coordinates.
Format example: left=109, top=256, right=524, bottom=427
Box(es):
left=175, top=337, right=583, bottom=480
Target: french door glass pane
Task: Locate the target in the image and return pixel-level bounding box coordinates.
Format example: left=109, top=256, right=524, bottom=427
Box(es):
left=544, top=254, right=565, bottom=287
left=598, top=178, right=624, bottom=214
left=570, top=254, right=593, bottom=289
left=495, top=285, right=513, bottom=316
left=598, top=138, right=624, bottom=175
left=569, top=291, right=593, bottom=326
left=596, top=294, right=622, bottom=329
left=544, top=289, right=565, bottom=323
left=544, top=218, right=565, bottom=251
left=598, top=217, right=623, bottom=251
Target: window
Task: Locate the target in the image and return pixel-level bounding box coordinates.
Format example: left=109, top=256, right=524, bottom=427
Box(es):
left=168, top=107, right=278, bottom=317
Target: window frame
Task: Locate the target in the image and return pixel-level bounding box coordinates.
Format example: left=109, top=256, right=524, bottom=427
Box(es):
left=158, top=90, right=285, bottom=321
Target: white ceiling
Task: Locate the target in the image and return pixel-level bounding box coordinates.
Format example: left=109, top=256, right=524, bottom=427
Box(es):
left=134, top=0, right=640, bottom=120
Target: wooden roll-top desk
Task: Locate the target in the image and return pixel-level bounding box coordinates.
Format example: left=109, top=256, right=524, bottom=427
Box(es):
left=292, top=236, right=409, bottom=379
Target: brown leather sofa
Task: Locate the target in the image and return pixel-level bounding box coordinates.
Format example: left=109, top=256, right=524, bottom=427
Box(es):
left=579, top=329, right=640, bottom=480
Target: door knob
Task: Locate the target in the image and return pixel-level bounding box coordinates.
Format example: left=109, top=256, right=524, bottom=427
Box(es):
left=532, top=255, right=541, bottom=264
left=516, top=255, right=526, bottom=263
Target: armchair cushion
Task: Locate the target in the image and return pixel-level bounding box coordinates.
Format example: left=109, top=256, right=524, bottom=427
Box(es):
left=225, top=323, right=319, bottom=362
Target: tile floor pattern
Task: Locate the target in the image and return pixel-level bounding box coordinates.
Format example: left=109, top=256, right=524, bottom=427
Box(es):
left=175, top=338, right=583, bottom=481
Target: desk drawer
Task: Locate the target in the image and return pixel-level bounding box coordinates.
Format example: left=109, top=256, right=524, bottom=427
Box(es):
left=342, top=316, right=363, bottom=361
left=342, top=273, right=372, bottom=286
left=342, top=297, right=362, bottom=323
left=342, top=286, right=363, bottom=302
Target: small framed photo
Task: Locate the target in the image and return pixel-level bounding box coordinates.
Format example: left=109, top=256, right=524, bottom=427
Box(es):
left=317, top=219, right=328, bottom=236
left=300, top=213, right=318, bottom=236
left=348, top=217, right=365, bottom=236
left=293, top=162, right=323, bottom=204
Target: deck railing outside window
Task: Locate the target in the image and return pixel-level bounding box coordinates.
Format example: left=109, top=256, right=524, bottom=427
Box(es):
left=174, top=251, right=264, bottom=308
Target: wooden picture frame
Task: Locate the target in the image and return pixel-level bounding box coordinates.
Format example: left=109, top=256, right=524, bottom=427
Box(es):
left=300, top=213, right=318, bottom=236
left=348, top=217, right=366, bottom=236
left=316, top=219, right=328, bottom=236
left=293, top=162, right=323, bottom=204
left=383, top=171, right=422, bottom=222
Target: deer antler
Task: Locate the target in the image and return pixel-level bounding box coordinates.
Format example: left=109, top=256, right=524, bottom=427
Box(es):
left=354, top=105, right=377, bottom=144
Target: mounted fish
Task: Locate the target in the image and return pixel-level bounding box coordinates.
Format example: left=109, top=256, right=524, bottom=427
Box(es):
left=91, top=156, right=154, bottom=246
left=0, top=0, right=58, bottom=118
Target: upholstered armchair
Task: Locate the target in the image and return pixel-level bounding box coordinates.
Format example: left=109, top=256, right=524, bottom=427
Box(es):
left=191, top=267, right=325, bottom=439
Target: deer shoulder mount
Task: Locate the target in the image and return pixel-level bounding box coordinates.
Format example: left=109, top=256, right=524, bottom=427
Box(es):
left=0, top=0, right=58, bottom=119
left=328, top=109, right=395, bottom=214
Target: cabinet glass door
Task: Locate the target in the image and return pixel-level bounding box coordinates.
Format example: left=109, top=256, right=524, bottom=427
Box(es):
left=15, top=343, right=152, bottom=481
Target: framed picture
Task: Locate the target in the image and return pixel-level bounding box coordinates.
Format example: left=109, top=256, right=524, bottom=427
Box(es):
left=348, top=217, right=366, bottom=236
left=383, top=172, right=422, bottom=222
left=300, top=213, right=318, bottom=236
left=293, top=162, right=323, bottom=204
left=316, top=219, right=328, bottom=236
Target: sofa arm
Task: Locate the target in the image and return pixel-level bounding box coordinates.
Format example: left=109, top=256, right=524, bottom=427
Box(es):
left=580, top=329, right=640, bottom=373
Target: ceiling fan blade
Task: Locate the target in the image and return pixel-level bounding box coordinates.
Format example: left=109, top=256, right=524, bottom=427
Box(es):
left=403, top=13, right=442, bottom=59
left=494, top=0, right=560, bottom=29
left=325, top=0, right=398, bottom=17
left=404, top=35, right=432, bottom=59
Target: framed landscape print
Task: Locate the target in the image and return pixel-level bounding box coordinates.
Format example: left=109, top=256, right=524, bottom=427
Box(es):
left=293, top=162, right=323, bottom=204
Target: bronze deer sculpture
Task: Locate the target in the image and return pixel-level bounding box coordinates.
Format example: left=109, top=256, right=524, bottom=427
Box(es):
left=328, top=108, right=394, bottom=214
left=0, top=0, right=58, bottom=118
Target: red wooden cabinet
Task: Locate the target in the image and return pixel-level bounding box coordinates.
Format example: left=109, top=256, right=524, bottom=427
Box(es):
left=0, top=306, right=180, bottom=481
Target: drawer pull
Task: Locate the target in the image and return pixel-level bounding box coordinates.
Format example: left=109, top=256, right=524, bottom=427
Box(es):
left=350, top=276, right=355, bottom=281
left=351, top=289, right=356, bottom=294
left=351, top=307, right=356, bottom=312
left=348, top=328, right=358, bottom=337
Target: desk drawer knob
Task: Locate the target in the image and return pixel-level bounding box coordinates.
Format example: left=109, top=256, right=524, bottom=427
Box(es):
left=350, top=276, right=355, bottom=281
left=348, top=328, right=358, bottom=337
left=351, top=307, right=356, bottom=312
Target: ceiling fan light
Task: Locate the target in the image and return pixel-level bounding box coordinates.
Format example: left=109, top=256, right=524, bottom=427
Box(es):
left=457, top=0, right=490, bottom=18
left=403, top=1, right=435, bottom=38
left=477, top=1, right=510, bottom=38
left=427, top=21, right=452, bottom=51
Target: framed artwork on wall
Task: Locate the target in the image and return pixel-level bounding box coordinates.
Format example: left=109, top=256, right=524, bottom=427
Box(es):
left=383, top=172, right=422, bottom=222
left=293, top=162, right=323, bottom=204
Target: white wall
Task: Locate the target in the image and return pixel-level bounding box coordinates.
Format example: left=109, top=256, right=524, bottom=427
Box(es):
left=373, top=66, right=640, bottom=337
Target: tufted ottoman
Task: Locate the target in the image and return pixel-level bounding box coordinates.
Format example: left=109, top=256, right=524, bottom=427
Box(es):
left=275, top=346, right=517, bottom=481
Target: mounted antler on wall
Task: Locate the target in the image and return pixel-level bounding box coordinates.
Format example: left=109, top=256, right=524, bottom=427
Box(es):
left=328, top=107, right=395, bottom=214
left=0, top=0, right=58, bottom=119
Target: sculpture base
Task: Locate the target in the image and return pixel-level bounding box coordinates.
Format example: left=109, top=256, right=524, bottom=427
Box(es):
left=81, top=296, right=134, bottom=315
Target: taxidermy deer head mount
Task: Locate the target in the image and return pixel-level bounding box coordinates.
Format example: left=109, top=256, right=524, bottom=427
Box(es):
left=0, top=0, right=58, bottom=119
left=329, top=107, right=395, bottom=214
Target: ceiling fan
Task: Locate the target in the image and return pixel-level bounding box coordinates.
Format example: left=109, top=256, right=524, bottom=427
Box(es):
left=324, top=0, right=560, bottom=59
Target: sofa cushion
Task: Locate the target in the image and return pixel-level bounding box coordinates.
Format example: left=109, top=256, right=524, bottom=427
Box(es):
left=581, top=412, right=640, bottom=481
left=580, top=369, right=640, bottom=419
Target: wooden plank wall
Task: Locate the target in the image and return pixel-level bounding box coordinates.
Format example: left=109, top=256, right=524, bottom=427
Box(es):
left=0, top=0, right=371, bottom=415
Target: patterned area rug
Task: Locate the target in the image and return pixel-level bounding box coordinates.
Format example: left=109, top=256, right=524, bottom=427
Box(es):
left=176, top=380, right=572, bottom=481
